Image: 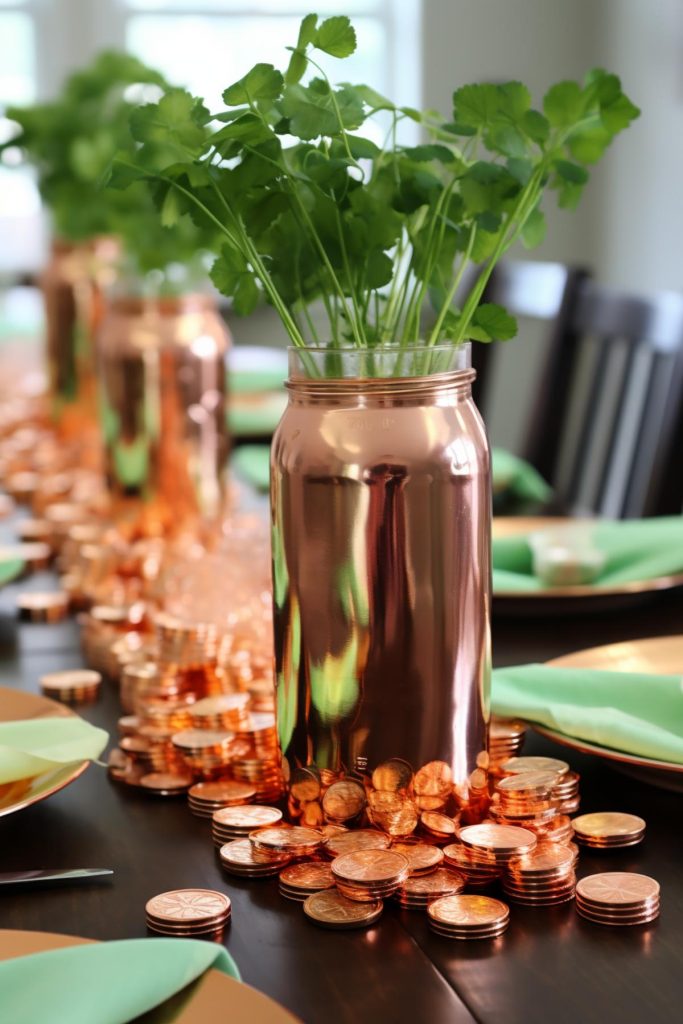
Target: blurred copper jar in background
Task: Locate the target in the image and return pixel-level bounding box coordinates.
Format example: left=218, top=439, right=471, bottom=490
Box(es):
left=271, top=344, right=491, bottom=822
left=41, top=237, right=119, bottom=449
left=96, top=293, right=231, bottom=537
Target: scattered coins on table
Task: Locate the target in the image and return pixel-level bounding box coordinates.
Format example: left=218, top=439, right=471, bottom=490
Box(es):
left=145, top=888, right=231, bottom=939
left=39, top=668, right=102, bottom=703
left=575, top=873, right=660, bottom=926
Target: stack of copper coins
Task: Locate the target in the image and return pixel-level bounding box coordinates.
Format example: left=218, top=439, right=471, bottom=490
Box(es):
left=427, top=894, right=510, bottom=940
left=303, top=889, right=384, bottom=930
left=188, top=693, right=251, bottom=731
left=442, top=842, right=501, bottom=888
left=551, top=770, right=580, bottom=813
left=117, top=733, right=186, bottom=779
left=81, top=602, right=148, bottom=676
left=278, top=861, right=336, bottom=902
left=576, top=873, right=660, bottom=926
left=322, top=829, right=391, bottom=859
left=137, top=771, right=193, bottom=797
left=145, top=889, right=231, bottom=940
left=571, top=812, right=646, bottom=849
left=457, top=824, right=537, bottom=884
left=121, top=663, right=182, bottom=716
left=488, top=716, right=527, bottom=769
left=395, top=867, right=466, bottom=908
left=40, top=669, right=102, bottom=703
left=502, top=843, right=577, bottom=906
left=17, top=591, right=69, bottom=623
left=1, top=541, right=51, bottom=571
left=330, top=849, right=410, bottom=902
left=219, top=838, right=292, bottom=878
left=17, top=518, right=51, bottom=543
left=212, top=804, right=284, bottom=846
left=251, top=825, right=324, bottom=862
left=171, top=728, right=238, bottom=778
left=155, top=612, right=222, bottom=695
left=137, top=724, right=189, bottom=774
left=188, top=780, right=256, bottom=819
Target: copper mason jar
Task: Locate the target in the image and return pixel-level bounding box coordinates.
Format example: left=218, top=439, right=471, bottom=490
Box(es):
left=96, top=293, right=231, bottom=537
left=41, top=237, right=119, bottom=443
left=271, top=345, right=491, bottom=823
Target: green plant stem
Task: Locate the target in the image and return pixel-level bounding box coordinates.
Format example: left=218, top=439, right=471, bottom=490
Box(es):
left=427, top=221, right=477, bottom=346
left=333, top=204, right=366, bottom=346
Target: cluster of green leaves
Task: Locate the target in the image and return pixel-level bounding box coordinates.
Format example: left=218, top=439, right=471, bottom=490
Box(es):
left=1, top=51, right=214, bottom=279
left=108, top=15, right=639, bottom=348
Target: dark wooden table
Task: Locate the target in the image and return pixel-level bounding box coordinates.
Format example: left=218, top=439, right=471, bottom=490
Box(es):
left=0, top=542, right=681, bottom=1024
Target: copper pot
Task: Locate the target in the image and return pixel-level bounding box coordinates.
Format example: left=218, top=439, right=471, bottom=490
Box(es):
left=271, top=345, right=491, bottom=822
left=96, top=293, right=231, bottom=537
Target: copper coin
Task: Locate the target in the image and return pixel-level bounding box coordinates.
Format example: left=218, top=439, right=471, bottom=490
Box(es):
left=1, top=542, right=51, bottom=569
left=17, top=518, right=50, bottom=541
left=413, top=761, right=453, bottom=799
left=391, top=842, right=444, bottom=875
left=459, top=824, right=537, bottom=857
left=575, top=897, right=660, bottom=920
left=303, top=889, right=383, bottom=929
left=18, top=591, right=68, bottom=622
left=219, top=839, right=290, bottom=870
left=371, top=758, right=414, bottom=793
left=171, top=729, right=234, bottom=750
left=279, top=861, right=335, bottom=892
left=40, top=669, right=101, bottom=692
left=501, top=756, right=569, bottom=777
left=189, top=781, right=256, bottom=804
left=497, top=771, right=560, bottom=796
left=429, top=922, right=508, bottom=940
left=140, top=772, right=193, bottom=793
left=428, top=894, right=510, bottom=928
left=397, top=868, right=466, bottom=902
left=335, top=881, right=399, bottom=902
left=146, top=889, right=230, bottom=924
left=324, top=829, right=391, bottom=858
left=322, top=779, right=367, bottom=821
left=576, top=904, right=660, bottom=926
left=420, top=811, right=457, bottom=837
left=489, top=717, right=526, bottom=739
left=289, top=767, right=322, bottom=803
left=213, top=806, right=283, bottom=830
left=575, top=872, right=659, bottom=908
left=367, top=791, right=419, bottom=837
left=331, top=849, right=409, bottom=887
left=507, top=845, right=576, bottom=876
left=571, top=813, right=645, bottom=841
left=251, top=826, right=322, bottom=854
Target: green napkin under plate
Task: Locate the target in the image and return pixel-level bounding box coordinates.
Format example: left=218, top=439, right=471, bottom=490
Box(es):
left=493, top=516, right=683, bottom=592
left=491, top=448, right=552, bottom=504
left=0, top=716, right=108, bottom=786
left=492, top=663, right=683, bottom=764
left=0, top=938, right=239, bottom=1024
left=0, top=556, right=24, bottom=587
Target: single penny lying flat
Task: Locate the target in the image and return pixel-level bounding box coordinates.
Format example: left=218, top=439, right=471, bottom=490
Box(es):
left=303, top=889, right=383, bottom=929
left=331, top=849, right=410, bottom=887
left=576, top=872, right=659, bottom=908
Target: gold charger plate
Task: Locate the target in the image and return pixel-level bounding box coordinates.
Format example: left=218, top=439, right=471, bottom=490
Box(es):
left=492, top=516, right=683, bottom=611
left=0, top=930, right=301, bottom=1024
left=0, top=686, right=89, bottom=818
left=539, top=635, right=683, bottom=791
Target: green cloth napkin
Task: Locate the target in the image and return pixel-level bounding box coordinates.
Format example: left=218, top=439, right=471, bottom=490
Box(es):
left=0, top=716, right=108, bottom=785
left=491, top=448, right=552, bottom=503
left=227, top=393, right=287, bottom=438
left=0, top=938, right=239, bottom=1024
left=0, top=556, right=24, bottom=587
left=493, top=516, right=683, bottom=592
left=492, top=663, right=683, bottom=764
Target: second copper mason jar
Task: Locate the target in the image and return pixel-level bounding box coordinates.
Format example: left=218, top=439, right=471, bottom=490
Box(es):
left=271, top=345, right=491, bottom=822
left=96, top=294, right=231, bottom=536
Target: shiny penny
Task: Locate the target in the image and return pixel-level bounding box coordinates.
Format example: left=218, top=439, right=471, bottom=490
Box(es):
left=459, top=824, right=537, bottom=855
left=279, top=862, right=335, bottom=891
left=322, top=779, right=367, bottom=821
left=428, top=894, right=510, bottom=927
left=508, top=845, right=576, bottom=875
left=501, top=756, right=569, bottom=776
left=189, top=781, right=256, bottom=803
left=398, top=868, right=466, bottom=899
left=213, top=805, right=283, bottom=829
left=391, top=842, right=444, bottom=875
left=420, top=811, right=457, bottom=836
left=571, top=812, right=646, bottom=839
left=324, top=829, right=391, bottom=858
left=140, top=772, right=193, bottom=791
left=251, top=826, right=322, bottom=852
left=371, top=758, right=414, bottom=793
left=146, top=889, right=230, bottom=923
left=219, top=840, right=290, bottom=867
left=413, top=761, right=453, bottom=799
left=575, top=872, right=660, bottom=907
left=331, top=849, right=409, bottom=886
left=289, top=767, right=322, bottom=803
left=497, top=771, right=561, bottom=794
left=303, top=890, right=383, bottom=929
left=40, top=669, right=101, bottom=691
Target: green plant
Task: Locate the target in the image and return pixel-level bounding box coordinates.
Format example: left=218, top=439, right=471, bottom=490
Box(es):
left=2, top=51, right=214, bottom=281
left=109, top=15, right=638, bottom=350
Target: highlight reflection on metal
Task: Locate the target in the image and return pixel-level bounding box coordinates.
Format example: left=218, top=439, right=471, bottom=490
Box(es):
left=97, top=295, right=231, bottom=531
left=41, top=238, right=118, bottom=438
left=271, top=347, right=491, bottom=819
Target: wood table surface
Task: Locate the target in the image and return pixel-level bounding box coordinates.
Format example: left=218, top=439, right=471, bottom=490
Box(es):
left=0, top=544, right=681, bottom=1024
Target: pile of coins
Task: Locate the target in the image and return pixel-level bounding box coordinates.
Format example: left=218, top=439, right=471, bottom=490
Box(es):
left=188, top=780, right=257, bottom=819
left=331, top=849, right=410, bottom=902
left=488, top=716, right=527, bottom=768
left=212, top=805, right=283, bottom=848
left=40, top=669, right=102, bottom=704
left=571, top=812, right=646, bottom=849
left=575, top=873, right=660, bottom=926
left=502, top=843, right=577, bottom=906
left=145, top=888, right=231, bottom=940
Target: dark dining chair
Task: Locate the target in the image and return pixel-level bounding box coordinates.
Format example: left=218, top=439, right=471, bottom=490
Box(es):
left=480, top=260, right=683, bottom=517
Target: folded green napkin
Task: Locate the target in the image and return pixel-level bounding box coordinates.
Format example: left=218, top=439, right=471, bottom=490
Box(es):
left=227, top=393, right=287, bottom=438
left=0, top=938, right=239, bottom=1024
left=232, top=444, right=271, bottom=492
left=491, top=448, right=552, bottom=503
left=492, top=663, right=683, bottom=764
left=0, top=556, right=24, bottom=587
left=493, top=516, right=683, bottom=592
left=0, top=716, right=108, bottom=785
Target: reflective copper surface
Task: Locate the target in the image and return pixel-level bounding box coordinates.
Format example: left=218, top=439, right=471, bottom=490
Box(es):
left=271, top=345, right=491, bottom=821
left=96, top=294, right=231, bottom=533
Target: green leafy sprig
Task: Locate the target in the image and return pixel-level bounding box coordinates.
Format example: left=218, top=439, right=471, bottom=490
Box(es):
left=107, top=15, right=638, bottom=350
